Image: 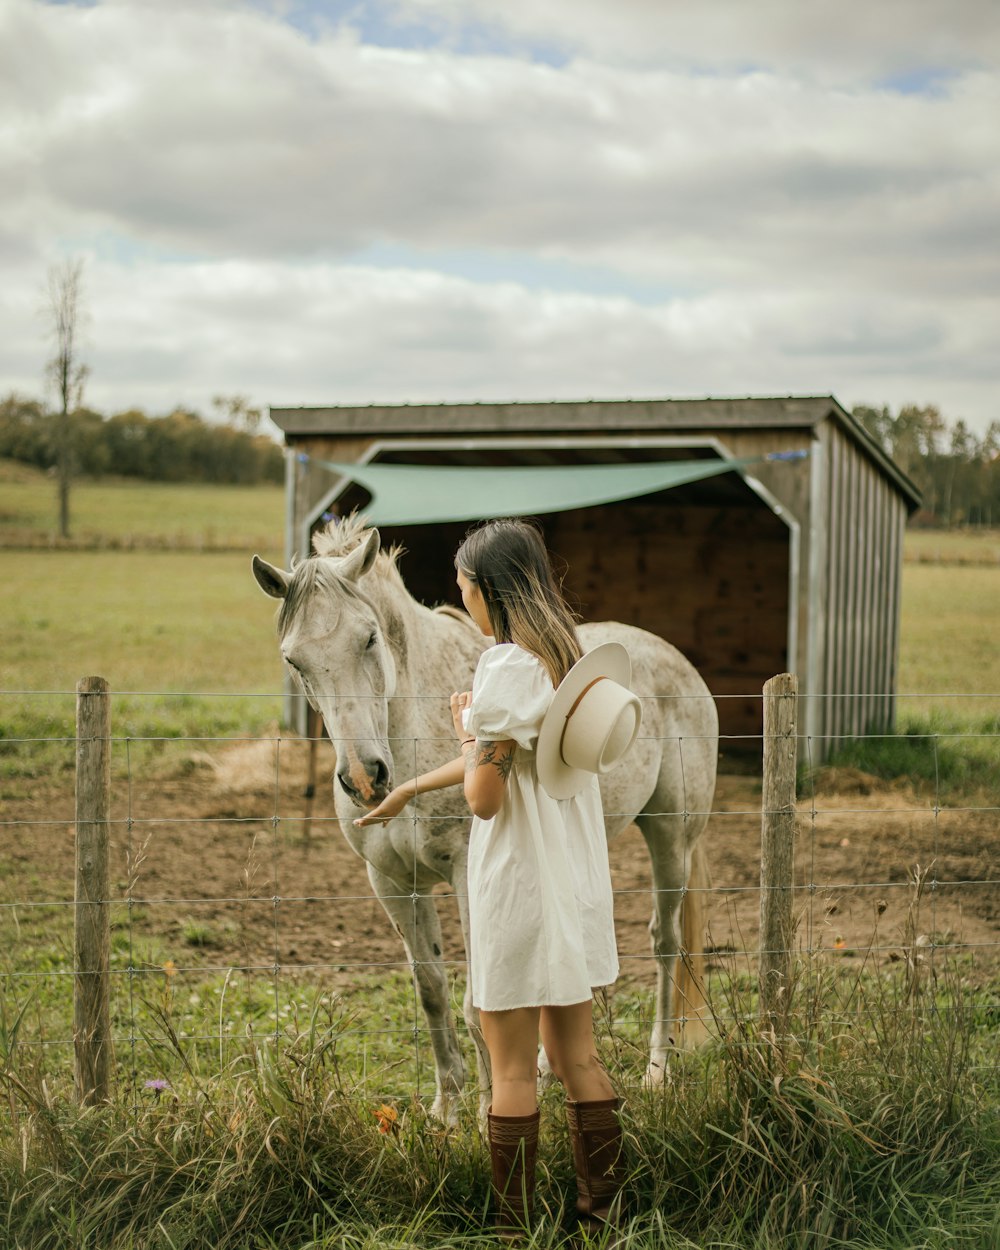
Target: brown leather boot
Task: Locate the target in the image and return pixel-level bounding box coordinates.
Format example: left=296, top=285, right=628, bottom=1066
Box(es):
left=487, top=1107, right=540, bottom=1241
left=565, top=1097, right=626, bottom=1236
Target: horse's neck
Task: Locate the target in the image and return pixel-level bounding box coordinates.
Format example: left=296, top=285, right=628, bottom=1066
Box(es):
left=370, top=571, right=478, bottom=722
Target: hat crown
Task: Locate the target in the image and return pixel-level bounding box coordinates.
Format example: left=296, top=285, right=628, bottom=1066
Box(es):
left=537, top=642, right=642, bottom=800
left=560, top=676, right=642, bottom=774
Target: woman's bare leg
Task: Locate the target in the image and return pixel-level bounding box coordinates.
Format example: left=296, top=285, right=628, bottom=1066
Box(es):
left=539, top=1000, right=616, bottom=1102
left=480, top=1006, right=542, bottom=1116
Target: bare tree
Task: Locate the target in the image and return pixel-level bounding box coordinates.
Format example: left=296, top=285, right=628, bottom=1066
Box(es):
left=212, top=393, right=262, bottom=433
left=45, top=257, right=89, bottom=538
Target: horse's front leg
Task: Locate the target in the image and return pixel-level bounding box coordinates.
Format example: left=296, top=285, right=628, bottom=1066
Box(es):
left=366, top=863, right=466, bottom=1124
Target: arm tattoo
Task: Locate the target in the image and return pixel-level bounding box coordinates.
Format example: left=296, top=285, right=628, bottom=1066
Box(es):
left=476, top=740, right=515, bottom=783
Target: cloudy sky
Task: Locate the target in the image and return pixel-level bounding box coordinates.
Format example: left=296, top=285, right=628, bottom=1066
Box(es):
left=2, top=0, right=998, bottom=435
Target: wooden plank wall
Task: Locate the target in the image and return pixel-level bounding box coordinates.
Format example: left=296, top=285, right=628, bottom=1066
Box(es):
left=544, top=500, right=789, bottom=752
left=822, top=426, right=907, bottom=751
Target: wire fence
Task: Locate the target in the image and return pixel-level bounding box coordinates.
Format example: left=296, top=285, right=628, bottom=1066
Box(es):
left=1, top=681, right=999, bottom=1105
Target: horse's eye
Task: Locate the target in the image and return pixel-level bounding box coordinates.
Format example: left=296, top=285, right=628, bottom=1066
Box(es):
left=365, top=631, right=378, bottom=651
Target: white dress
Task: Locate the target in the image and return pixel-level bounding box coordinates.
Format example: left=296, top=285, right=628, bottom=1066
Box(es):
left=465, top=643, right=620, bottom=1012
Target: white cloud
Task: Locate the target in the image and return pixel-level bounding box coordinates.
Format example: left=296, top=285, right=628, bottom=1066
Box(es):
left=0, top=0, right=997, bottom=433
left=0, top=254, right=983, bottom=435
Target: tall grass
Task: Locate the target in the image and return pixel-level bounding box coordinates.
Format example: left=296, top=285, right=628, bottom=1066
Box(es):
left=2, top=922, right=999, bottom=1249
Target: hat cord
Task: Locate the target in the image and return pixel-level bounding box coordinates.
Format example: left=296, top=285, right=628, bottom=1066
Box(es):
left=558, top=676, right=608, bottom=767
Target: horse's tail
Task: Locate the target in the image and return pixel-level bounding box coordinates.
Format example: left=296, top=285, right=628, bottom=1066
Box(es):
left=676, top=838, right=712, bottom=1046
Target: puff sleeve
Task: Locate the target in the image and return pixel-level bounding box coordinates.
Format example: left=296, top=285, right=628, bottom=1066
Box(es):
left=465, top=644, right=554, bottom=750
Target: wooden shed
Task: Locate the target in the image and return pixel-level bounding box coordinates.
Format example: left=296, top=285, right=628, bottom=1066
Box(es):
left=268, top=396, right=920, bottom=760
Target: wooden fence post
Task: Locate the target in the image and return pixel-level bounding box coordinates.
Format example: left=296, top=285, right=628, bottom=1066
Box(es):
left=75, top=676, right=112, bottom=1104
left=759, top=672, right=799, bottom=1030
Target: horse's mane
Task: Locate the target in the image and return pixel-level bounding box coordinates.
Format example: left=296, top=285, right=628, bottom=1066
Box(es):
left=281, top=514, right=478, bottom=644
left=311, top=513, right=402, bottom=568
left=277, top=515, right=407, bottom=637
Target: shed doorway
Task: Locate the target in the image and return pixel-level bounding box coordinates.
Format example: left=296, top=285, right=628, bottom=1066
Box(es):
left=316, top=440, right=794, bottom=754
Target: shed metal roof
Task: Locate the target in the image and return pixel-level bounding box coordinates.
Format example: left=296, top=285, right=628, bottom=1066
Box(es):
left=269, top=394, right=921, bottom=510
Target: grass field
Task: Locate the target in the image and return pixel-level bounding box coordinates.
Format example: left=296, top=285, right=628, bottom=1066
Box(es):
left=1, top=548, right=284, bottom=696
left=897, top=564, right=1000, bottom=715
left=0, top=460, right=284, bottom=550
left=0, top=549, right=287, bottom=763
left=1, top=465, right=288, bottom=753
left=3, top=462, right=999, bottom=709
left=904, top=526, right=1000, bottom=565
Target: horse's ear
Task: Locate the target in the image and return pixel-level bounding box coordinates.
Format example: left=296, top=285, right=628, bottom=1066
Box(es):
left=339, top=528, right=381, bottom=581
left=252, top=555, right=290, bottom=599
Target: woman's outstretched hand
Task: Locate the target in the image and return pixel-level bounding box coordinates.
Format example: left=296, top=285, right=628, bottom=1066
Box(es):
left=353, top=785, right=413, bottom=828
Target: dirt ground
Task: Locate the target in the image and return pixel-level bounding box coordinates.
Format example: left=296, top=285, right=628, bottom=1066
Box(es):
left=3, top=735, right=998, bottom=993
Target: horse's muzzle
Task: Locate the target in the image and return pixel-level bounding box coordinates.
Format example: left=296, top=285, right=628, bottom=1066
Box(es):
left=336, top=758, right=391, bottom=808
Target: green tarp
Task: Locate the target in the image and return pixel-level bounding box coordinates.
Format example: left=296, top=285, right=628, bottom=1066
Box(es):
left=298, top=451, right=807, bottom=526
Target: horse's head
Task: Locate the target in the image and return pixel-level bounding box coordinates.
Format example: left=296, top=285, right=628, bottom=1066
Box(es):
left=252, top=525, right=398, bottom=809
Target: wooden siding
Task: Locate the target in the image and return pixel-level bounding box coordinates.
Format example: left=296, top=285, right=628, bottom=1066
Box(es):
left=821, top=424, right=907, bottom=750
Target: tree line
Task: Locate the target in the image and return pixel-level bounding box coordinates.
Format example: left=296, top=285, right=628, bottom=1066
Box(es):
left=0, top=393, right=283, bottom=486
left=3, top=389, right=997, bottom=526
left=853, top=404, right=1000, bottom=527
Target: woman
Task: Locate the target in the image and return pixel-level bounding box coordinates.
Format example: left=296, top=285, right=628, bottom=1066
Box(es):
left=356, top=518, right=625, bottom=1237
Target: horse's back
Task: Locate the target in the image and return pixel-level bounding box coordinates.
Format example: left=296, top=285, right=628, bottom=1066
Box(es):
left=578, top=620, right=717, bottom=734
left=581, top=620, right=718, bottom=828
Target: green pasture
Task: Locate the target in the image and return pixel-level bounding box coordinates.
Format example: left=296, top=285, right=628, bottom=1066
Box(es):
left=904, top=526, right=1000, bottom=565
left=0, top=548, right=287, bottom=769
left=2, top=465, right=999, bottom=784
left=4, top=552, right=997, bottom=713
left=897, top=563, right=1000, bottom=712
left=0, top=548, right=284, bottom=696
left=2, top=463, right=1000, bottom=718
left=0, top=460, right=284, bottom=550
left=0, top=459, right=287, bottom=760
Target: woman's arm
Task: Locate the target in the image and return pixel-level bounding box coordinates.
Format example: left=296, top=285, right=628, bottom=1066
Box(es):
left=463, top=737, right=516, bottom=820
left=354, top=754, right=465, bottom=828
left=355, top=687, right=517, bottom=827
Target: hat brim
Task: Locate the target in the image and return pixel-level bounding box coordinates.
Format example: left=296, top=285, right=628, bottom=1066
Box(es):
left=536, top=642, right=633, bottom=800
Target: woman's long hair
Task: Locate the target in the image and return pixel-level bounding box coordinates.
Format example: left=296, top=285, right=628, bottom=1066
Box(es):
left=455, top=518, right=582, bottom=686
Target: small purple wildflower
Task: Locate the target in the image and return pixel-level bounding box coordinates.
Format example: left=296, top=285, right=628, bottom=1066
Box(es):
left=144, top=1078, right=170, bottom=1097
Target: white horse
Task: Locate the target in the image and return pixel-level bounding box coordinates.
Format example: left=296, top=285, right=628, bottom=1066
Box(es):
left=252, top=515, right=718, bottom=1120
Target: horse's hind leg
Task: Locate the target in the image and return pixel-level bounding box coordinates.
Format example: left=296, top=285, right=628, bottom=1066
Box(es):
left=366, top=864, right=465, bottom=1124
left=636, top=815, right=711, bottom=1082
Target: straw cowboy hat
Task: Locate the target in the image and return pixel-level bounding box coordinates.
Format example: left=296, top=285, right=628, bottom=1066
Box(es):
left=537, top=642, right=643, bottom=800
